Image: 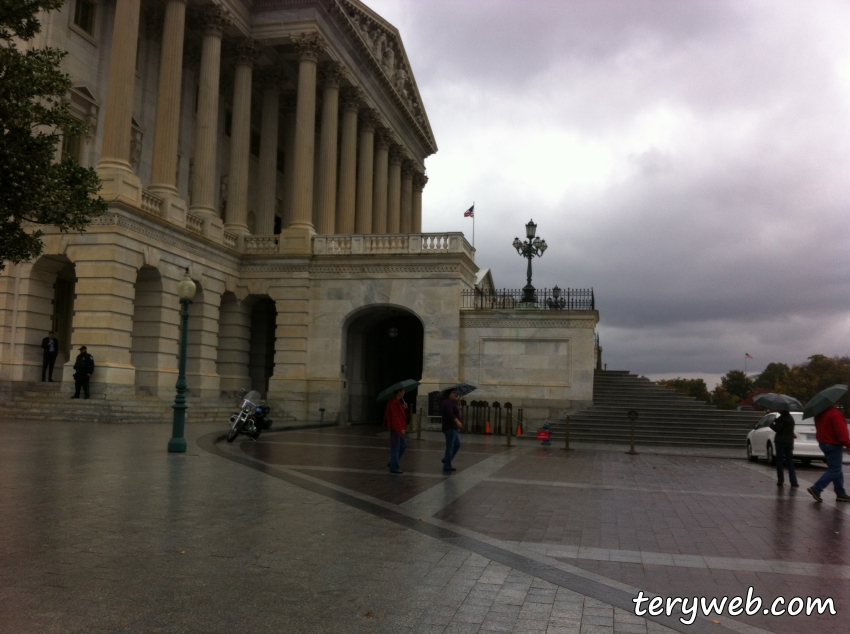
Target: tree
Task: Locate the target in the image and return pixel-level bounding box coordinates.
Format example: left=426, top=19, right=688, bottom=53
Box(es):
left=753, top=362, right=790, bottom=391
left=720, top=370, right=754, bottom=400
left=657, top=377, right=710, bottom=403
left=776, top=355, right=850, bottom=414
left=710, top=386, right=740, bottom=410
left=0, top=0, right=106, bottom=272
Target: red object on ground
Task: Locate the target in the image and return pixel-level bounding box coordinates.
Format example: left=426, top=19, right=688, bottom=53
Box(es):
left=485, top=421, right=491, bottom=434
left=516, top=423, right=523, bottom=436
left=537, top=430, right=550, bottom=441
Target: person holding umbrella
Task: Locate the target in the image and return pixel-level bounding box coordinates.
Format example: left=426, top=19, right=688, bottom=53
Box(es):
left=803, top=385, right=850, bottom=503
left=378, top=380, right=419, bottom=474
left=441, top=389, right=464, bottom=472
left=754, top=393, right=802, bottom=488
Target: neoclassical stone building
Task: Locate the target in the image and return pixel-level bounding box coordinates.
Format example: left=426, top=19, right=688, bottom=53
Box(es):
left=0, top=0, right=599, bottom=426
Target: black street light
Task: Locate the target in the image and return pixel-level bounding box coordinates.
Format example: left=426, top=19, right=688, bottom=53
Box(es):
left=512, top=219, right=547, bottom=303
left=168, top=268, right=196, bottom=453
left=546, top=285, right=567, bottom=310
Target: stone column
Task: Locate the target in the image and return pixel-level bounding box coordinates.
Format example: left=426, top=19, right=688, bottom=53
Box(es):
left=280, top=92, right=297, bottom=229
left=149, top=0, right=188, bottom=222
left=189, top=5, right=231, bottom=240
left=315, top=63, right=344, bottom=234
left=224, top=38, right=258, bottom=235
left=96, top=0, right=143, bottom=204
left=412, top=171, right=428, bottom=233
left=256, top=70, right=283, bottom=236
left=280, top=33, right=324, bottom=255
left=400, top=159, right=414, bottom=233
left=386, top=145, right=402, bottom=234
left=335, top=88, right=361, bottom=235
left=371, top=128, right=391, bottom=234
left=354, top=109, right=378, bottom=235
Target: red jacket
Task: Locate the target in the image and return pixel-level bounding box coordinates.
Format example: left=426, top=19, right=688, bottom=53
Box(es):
left=383, top=398, right=407, bottom=434
left=814, top=406, right=850, bottom=447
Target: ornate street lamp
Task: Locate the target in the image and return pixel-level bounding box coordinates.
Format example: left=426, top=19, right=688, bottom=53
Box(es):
left=547, top=285, right=567, bottom=310
left=513, top=219, right=547, bottom=303
left=168, top=268, right=196, bottom=453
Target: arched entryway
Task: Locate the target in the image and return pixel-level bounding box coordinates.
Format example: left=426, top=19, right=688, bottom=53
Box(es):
left=216, top=293, right=276, bottom=397
left=344, top=306, right=424, bottom=424
left=130, top=265, right=166, bottom=395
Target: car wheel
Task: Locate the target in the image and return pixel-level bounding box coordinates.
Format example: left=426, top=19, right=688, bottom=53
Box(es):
left=747, top=441, right=758, bottom=462
left=801, top=458, right=812, bottom=467
left=766, top=443, right=776, bottom=466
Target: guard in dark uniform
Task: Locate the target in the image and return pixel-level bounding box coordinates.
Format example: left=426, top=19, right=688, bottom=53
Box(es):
left=71, top=345, right=95, bottom=399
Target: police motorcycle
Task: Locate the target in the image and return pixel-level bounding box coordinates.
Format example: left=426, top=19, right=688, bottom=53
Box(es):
left=226, top=389, right=273, bottom=442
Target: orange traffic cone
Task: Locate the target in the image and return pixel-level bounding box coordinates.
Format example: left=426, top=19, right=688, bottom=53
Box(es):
left=516, top=422, right=523, bottom=436
left=485, top=420, right=491, bottom=434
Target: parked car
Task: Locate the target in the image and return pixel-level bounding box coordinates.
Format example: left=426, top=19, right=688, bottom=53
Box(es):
left=746, top=412, right=822, bottom=466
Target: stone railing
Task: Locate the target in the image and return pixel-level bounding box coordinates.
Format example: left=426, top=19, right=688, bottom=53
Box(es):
left=141, top=189, right=163, bottom=216
left=186, top=213, right=204, bottom=236
left=312, top=233, right=474, bottom=258
left=244, top=235, right=279, bottom=254
left=223, top=231, right=238, bottom=249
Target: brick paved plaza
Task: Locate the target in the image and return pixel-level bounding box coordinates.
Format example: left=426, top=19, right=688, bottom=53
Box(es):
left=2, top=422, right=848, bottom=633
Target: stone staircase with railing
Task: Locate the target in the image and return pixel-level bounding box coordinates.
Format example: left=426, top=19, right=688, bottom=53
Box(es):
left=546, top=370, right=762, bottom=448
left=0, top=382, right=238, bottom=425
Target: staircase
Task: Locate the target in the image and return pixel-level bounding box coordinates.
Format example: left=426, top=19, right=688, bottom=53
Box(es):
left=547, top=370, right=762, bottom=448
left=0, top=382, right=238, bottom=424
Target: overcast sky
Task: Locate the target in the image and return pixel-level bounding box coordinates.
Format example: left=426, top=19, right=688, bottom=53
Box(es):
left=364, top=0, right=850, bottom=388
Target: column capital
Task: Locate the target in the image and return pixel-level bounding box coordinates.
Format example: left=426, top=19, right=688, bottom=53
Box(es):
left=401, top=158, right=415, bottom=177
left=319, top=61, right=347, bottom=88
left=359, top=108, right=381, bottom=132
left=291, top=32, right=325, bottom=62
left=374, top=127, right=394, bottom=151
left=231, top=37, right=259, bottom=66
left=389, top=143, right=405, bottom=165
left=340, top=86, right=363, bottom=112
left=413, top=171, right=429, bottom=191
left=198, top=3, right=232, bottom=36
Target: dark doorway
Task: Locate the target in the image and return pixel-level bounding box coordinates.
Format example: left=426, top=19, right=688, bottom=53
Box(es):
left=249, top=297, right=276, bottom=396
left=345, top=307, right=424, bottom=424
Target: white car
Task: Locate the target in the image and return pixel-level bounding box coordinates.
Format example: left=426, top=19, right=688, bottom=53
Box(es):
left=746, top=412, right=823, bottom=466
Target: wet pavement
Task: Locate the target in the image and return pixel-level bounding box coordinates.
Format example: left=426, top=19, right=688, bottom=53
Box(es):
left=1, top=422, right=847, bottom=633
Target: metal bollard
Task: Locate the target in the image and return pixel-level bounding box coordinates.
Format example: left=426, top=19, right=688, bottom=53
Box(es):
left=626, top=409, right=639, bottom=455
left=562, top=415, right=571, bottom=451
left=506, top=410, right=512, bottom=447
left=417, top=409, right=423, bottom=441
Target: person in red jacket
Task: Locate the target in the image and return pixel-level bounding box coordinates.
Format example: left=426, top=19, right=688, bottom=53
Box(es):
left=384, top=388, right=408, bottom=474
left=807, top=405, right=850, bottom=502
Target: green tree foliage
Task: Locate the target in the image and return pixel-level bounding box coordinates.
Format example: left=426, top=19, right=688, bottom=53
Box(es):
left=753, top=362, right=790, bottom=391
left=0, top=0, right=106, bottom=272
left=720, top=370, right=754, bottom=400
left=657, top=377, right=710, bottom=403
left=776, top=355, right=850, bottom=414
left=710, top=385, right=740, bottom=410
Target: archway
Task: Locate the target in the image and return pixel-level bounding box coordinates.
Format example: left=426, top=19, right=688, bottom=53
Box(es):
left=130, top=265, right=165, bottom=394
left=216, top=293, right=276, bottom=397
left=344, top=306, right=424, bottom=424
left=248, top=297, right=276, bottom=396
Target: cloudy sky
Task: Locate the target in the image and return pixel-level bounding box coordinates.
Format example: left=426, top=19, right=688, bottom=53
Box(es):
left=365, top=0, right=850, bottom=388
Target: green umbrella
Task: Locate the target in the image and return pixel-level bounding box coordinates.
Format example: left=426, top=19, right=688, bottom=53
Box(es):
left=802, top=384, right=848, bottom=420
left=376, top=379, right=420, bottom=403
left=753, top=393, right=803, bottom=411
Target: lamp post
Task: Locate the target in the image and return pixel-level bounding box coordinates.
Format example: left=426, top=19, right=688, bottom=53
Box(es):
left=168, top=268, right=197, bottom=453
left=513, top=219, right=547, bottom=304
left=547, top=285, right=567, bottom=310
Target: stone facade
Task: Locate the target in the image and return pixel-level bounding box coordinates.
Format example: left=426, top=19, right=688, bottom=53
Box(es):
left=0, top=0, right=600, bottom=428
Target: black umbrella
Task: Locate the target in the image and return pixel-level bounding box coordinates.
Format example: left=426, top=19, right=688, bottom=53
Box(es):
left=441, top=383, right=477, bottom=398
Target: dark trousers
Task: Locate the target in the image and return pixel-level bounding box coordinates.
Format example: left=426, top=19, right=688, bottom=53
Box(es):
left=73, top=374, right=90, bottom=398
left=814, top=443, right=847, bottom=495
left=42, top=354, right=58, bottom=381
left=389, top=431, right=407, bottom=472
left=774, top=441, right=797, bottom=486
left=443, top=428, right=461, bottom=469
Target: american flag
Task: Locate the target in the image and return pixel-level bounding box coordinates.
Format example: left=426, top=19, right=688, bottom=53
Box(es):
left=745, top=353, right=754, bottom=359
left=464, top=204, right=474, bottom=218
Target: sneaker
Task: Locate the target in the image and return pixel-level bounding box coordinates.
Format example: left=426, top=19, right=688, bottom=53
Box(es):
left=390, top=470, right=403, bottom=475
left=837, top=495, right=850, bottom=502
left=791, top=483, right=799, bottom=488
left=443, top=467, right=457, bottom=473
left=777, top=482, right=784, bottom=487
left=807, top=486, right=823, bottom=502
left=70, top=395, right=79, bottom=399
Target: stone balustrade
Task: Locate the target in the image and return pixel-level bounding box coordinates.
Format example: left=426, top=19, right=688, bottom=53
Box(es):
left=223, top=231, right=238, bottom=249
left=186, top=213, right=204, bottom=235
left=244, top=235, right=279, bottom=254
left=141, top=190, right=163, bottom=216
left=312, top=232, right=474, bottom=258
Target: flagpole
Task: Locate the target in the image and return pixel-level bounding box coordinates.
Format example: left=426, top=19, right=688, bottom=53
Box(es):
left=744, top=354, right=747, bottom=376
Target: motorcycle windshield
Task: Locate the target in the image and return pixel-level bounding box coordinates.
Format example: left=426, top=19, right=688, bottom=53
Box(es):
left=240, top=390, right=262, bottom=410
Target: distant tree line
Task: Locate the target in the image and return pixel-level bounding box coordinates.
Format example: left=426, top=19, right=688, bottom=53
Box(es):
left=657, top=355, right=850, bottom=413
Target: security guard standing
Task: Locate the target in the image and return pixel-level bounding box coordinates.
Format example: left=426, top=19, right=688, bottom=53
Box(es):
left=71, top=345, right=95, bottom=399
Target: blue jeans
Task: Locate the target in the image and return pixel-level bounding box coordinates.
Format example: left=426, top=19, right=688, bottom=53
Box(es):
left=390, top=431, right=407, bottom=472
left=814, top=443, right=847, bottom=495
left=774, top=441, right=797, bottom=486
left=443, top=429, right=461, bottom=469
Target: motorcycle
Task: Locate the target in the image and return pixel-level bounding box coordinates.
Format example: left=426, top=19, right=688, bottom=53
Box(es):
left=226, top=389, right=273, bottom=442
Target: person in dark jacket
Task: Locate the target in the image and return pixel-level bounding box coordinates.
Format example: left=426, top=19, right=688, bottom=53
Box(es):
left=41, top=331, right=59, bottom=382
left=769, top=410, right=798, bottom=487
left=441, top=390, right=463, bottom=472
left=71, top=346, right=95, bottom=399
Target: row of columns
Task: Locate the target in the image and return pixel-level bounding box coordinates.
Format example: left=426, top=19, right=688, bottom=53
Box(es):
left=97, top=0, right=428, bottom=240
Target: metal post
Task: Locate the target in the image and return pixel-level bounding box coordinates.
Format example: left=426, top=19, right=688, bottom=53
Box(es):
left=626, top=409, right=639, bottom=455
left=506, top=409, right=512, bottom=447
left=416, top=408, right=422, bottom=440
left=562, top=415, right=571, bottom=451
left=168, top=298, right=191, bottom=453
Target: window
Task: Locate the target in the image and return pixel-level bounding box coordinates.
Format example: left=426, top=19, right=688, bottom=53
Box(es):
left=61, top=129, right=82, bottom=163
left=73, top=0, right=96, bottom=36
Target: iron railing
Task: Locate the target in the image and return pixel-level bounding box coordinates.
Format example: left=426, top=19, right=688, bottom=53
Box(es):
left=462, top=288, right=595, bottom=310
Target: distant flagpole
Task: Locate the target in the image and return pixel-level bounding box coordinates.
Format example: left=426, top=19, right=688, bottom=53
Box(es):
left=463, top=202, right=475, bottom=248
